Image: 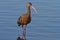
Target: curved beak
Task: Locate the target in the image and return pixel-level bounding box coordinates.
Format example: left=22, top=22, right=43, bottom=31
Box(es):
left=31, top=6, right=37, bottom=14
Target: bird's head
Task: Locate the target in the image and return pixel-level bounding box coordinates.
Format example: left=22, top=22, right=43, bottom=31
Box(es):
left=27, top=2, right=37, bottom=14
left=27, top=2, right=32, bottom=7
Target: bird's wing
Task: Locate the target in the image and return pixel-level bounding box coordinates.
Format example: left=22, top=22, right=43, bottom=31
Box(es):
left=17, top=16, right=22, bottom=24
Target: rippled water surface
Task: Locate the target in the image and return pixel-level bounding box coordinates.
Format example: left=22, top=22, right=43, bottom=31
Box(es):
left=0, top=0, right=60, bottom=40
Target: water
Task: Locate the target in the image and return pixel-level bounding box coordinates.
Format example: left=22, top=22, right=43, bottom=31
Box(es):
left=0, top=0, right=60, bottom=40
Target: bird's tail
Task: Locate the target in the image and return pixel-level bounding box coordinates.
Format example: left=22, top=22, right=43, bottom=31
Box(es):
left=17, top=21, right=21, bottom=26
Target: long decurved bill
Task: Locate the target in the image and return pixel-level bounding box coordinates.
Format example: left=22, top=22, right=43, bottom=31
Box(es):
left=31, top=6, right=37, bottom=14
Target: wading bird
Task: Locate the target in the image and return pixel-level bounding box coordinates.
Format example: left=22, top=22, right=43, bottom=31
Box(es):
left=17, top=2, right=37, bottom=40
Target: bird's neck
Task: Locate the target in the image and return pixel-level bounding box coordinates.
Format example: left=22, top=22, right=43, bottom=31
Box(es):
left=27, top=7, right=31, bottom=15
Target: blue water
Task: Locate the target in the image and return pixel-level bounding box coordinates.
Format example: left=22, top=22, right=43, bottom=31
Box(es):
left=0, top=0, right=60, bottom=40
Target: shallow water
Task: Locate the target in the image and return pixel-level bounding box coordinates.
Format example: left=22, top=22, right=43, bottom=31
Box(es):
left=0, top=0, right=60, bottom=40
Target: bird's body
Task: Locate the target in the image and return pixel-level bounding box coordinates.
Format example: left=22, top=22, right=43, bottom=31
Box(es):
left=17, top=13, right=31, bottom=26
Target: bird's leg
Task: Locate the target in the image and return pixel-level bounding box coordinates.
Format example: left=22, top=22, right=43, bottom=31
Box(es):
left=22, top=25, right=26, bottom=40
left=18, top=26, right=20, bottom=37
